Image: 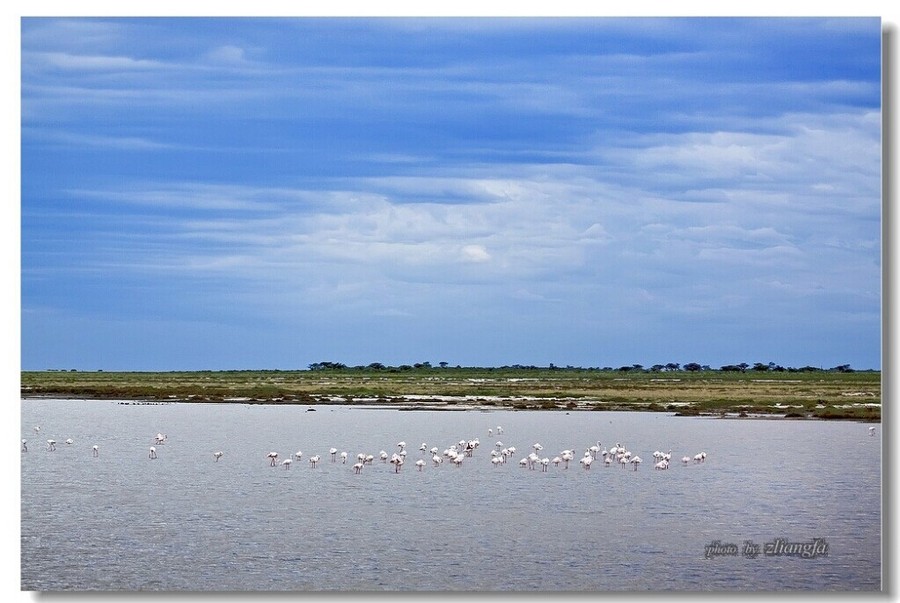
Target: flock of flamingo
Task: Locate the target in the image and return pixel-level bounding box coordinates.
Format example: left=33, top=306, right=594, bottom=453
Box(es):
left=22, top=422, right=714, bottom=474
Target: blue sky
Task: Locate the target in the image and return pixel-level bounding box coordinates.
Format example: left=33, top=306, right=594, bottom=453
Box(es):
left=18, top=16, right=883, bottom=371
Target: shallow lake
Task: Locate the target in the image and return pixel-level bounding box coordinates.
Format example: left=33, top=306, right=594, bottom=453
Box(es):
left=20, top=399, right=881, bottom=591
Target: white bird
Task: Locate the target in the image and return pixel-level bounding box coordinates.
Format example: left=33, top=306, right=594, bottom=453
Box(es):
left=631, top=456, right=642, bottom=471
left=682, top=456, right=691, bottom=464
left=34, top=426, right=40, bottom=434
left=149, top=446, right=157, bottom=459
left=213, top=451, right=223, bottom=462
left=294, top=450, right=303, bottom=461
left=432, top=454, right=443, bottom=466
left=541, top=458, right=550, bottom=472
left=419, top=442, right=427, bottom=452
left=267, top=452, right=279, bottom=466
left=352, top=462, right=363, bottom=474
left=415, top=459, right=426, bottom=471
left=491, top=456, right=502, bottom=467
left=655, top=459, right=669, bottom=470
left=868, top=426, right=876, bottom=436
left=330, top=447, right=338, bottom=461
left=21, top=439, right=27, bottom=452
left=282, top=458, right=292, bottom=469
left=497, top=426, right=503, bottom=434
left=488, top=428, right=493, bottom=436
left=47, top=439, right=56, bottom=451
left=380, top=450, right=389, bottom=462
left=579, top=456, right=593, bottom=469
left=92, top=445, right=99, bottom=457
left=154, top=433, right=167, bottom=445
left=340, top=451, right=348, bottom=464
left=65, top=438, right=74, bottom=445
left=309, top=455, right=320, bottom=468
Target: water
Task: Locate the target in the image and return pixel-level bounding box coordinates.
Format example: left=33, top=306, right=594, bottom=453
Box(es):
left=20, top=399, right=881, bottom=591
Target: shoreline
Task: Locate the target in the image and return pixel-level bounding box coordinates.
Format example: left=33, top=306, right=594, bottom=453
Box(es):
left=20, top=393, right=881, bottom=422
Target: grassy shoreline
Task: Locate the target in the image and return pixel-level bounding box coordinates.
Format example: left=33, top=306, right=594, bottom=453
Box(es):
left=20, top=368, right=881, bottom=421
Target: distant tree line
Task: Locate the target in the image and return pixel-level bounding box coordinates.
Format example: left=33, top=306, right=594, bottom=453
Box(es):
left=307, top=361, right=865, bottom=373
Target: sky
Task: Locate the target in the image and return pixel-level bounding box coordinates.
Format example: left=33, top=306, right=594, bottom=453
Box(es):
left=17, top=15, right=884, bottom=372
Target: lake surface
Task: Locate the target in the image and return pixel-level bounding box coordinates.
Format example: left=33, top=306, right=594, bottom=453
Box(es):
left=20, top=399, right=881, bottom=591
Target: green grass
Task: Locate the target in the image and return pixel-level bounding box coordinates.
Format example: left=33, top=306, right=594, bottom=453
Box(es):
left=20, top=368, right=881, bottom=421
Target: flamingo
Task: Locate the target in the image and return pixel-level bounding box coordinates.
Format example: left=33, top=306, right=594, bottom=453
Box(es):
left=432, top=454, right=443, bottom=466
left=267, top=452, right=279, bottom=466
left=92, top=445, right=99, bottom=457
left=419, top=443, right=427, bottom=452
left=282, top=458, right=292, bottom=469
left=352, top=462, right=363, bottom=474
left=451, top=455, right=463, bottom=468
left=154, top=433, right=167, bottom=445
left=415, top=459, right=426, bottom=471
left=34, top=426, right=40, bottom=434
left=309, top=455, right=320, bottom=468
left=491, top=456, right=502, bottom=467
left=604, top=456, right=612, bottom=467
left=149, top=446, right=157, bottom=459
left=214, top=451, right=223, bottom=462
left=630, top=456, right=642, bottom=471
left=21, top=439, right=27, bottom=452
left=589, top=441, right=601, bottom=459
left=380, top=450, right=389, bottom=462
left=579, top=455, right=593, bottom=469
left=294, top=450, right=303, bottom=461
left=868, top=426, right=876, bottom=436
left=65, top=438, right=74, bottom=445
left=330, top=447, right=338, bottom=461
left=681, top=456, right=691, bottom=464
left=541, top=458, right=550, bottom=472
left=654, top=459, right=669, bottom=470
left=340, top=451, right=348, bottom=464
left=47, top=439, right=56, bottom=451
left=497, top=426, right=503, bottom=434
left=488, top=428, right=493, bottom=437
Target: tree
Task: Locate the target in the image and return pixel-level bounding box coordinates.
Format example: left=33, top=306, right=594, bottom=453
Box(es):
left=683, top=362, right=702, bottom=372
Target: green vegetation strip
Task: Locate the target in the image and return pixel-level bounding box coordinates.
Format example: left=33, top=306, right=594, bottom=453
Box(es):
left=20, top=368, right=880, bottom=421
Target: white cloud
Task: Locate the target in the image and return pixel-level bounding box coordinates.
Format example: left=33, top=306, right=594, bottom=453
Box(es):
left=461, top=244, right=491, bottom=263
